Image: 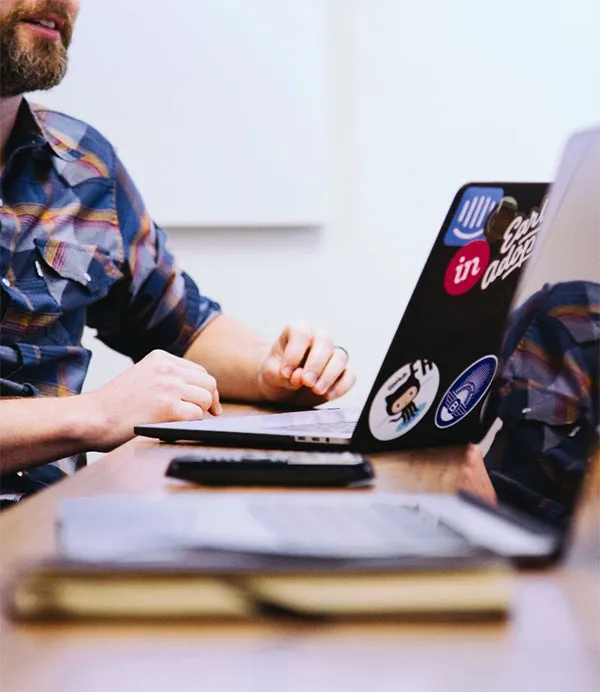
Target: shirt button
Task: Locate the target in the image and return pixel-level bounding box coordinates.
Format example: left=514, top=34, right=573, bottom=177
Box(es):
left=83, top=272, right=91, bottom=283
left=2, top=277, right=10, bottom=287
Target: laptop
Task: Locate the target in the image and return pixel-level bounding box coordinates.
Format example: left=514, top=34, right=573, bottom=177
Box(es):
left=135, top=129, right=593, bottom=453
left=59, top=451, right=598, bottom=568
left=136, top=179, right=548, bottom=451
left=136, top=177, right=548, bottom=451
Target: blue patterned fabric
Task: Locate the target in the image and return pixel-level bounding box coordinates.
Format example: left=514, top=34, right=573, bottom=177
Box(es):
left=0, top=99, right=221, bottom=490
left=485, top=281, right=600, bottom=526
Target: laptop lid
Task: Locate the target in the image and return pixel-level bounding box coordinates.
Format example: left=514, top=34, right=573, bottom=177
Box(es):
left=513, top=126, right=600, bottom=306
left=351, top=181, right=549, bottom=452
left=455, top=127, right=600, bottom=556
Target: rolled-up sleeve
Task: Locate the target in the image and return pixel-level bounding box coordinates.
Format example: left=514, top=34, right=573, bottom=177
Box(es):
left=87, top=157, right=221, bottom=361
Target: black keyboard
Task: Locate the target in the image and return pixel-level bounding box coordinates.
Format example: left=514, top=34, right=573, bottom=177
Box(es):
left=166, top=450, right=374, bottom=487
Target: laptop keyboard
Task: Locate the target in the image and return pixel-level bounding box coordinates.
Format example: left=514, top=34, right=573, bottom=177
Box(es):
left=247, top=499, right=469, bottom=553
left=263, top=420, right=357, bottom=435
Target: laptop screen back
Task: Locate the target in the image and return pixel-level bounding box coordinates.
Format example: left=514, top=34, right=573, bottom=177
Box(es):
left=482, top=128, right=600, bottom=532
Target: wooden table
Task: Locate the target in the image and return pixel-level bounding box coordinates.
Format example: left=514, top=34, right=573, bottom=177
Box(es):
left=0, top=405, right=598, bottom=692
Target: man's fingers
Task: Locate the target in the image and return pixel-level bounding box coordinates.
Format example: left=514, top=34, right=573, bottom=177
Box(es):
left=278, top=324, right=313, bottom=378
left=173, top=367, right=221, bottom=414
left=461, top=444, right=497, bottom=505
left=179, top=383, right=216, bottom=412
left=300, top=332, right=335, bottom=388
left=146, top=349, right=207, bottom=373
left=311, top=347, right=350, bottom=396
left=288, top=367, right=306, bottom=390
left=172, top=401, right=207, bottom=421
left=263, top=356, right=302, bottom=391
left=324, top=369, right=357, bottom=401
left=210, top=387, right=223, bottom=416
left=258, top=325, right=357, bottom=404
left=177, top=368, right=218, bottom=394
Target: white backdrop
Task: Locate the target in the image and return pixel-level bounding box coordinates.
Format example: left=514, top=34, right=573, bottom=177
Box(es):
left=62, top=0, right=600, bottom=409
left=32, top=0, right=326, bottom=227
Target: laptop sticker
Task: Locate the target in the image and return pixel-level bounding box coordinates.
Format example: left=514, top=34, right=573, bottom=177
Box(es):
left=369, top=358, right=440, bottom=441
left=444, top=195, right=549, bottom=296
left=444, top=186, right=505, bottom=247
left=444, top=240, right=490, bottom=296
left=480, top=197, right=548, bottom=291
left=434, top=355, right=498, bottom=429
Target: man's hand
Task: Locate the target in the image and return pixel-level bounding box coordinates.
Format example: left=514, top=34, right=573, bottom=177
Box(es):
left=81, top=350, right=221, bottom=451
left=458, top=444, right=498, bottom=505
left=257, top=323, right=356, bottom=406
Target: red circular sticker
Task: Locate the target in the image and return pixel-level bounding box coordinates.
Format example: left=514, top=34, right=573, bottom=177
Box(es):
left=444, top=240, right=490, bottom=296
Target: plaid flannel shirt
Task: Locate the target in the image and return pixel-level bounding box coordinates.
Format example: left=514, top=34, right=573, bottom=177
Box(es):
left=485, top=280, right=600, bottom=526
left=0, top=100, right=221, bottom=484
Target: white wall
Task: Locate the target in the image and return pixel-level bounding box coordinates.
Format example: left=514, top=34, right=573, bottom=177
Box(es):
left=36, top=0, right=327, bottom=227
left=82, top=0, right=600, bottom=407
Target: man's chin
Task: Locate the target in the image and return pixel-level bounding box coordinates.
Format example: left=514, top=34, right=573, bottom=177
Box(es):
left=0, top=60, right=68, bottom=98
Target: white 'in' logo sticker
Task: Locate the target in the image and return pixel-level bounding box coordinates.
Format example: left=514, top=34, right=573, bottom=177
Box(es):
left=368, top=358, right=440, bottom=441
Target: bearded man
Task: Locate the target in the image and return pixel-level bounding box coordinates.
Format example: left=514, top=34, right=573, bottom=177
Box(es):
left=0, top=0, right=355, bottom=502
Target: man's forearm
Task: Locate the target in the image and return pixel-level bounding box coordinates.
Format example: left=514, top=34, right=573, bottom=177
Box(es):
left=0, top=396, right=96, bottom=475
left=184, top=314, right=270, bottom=402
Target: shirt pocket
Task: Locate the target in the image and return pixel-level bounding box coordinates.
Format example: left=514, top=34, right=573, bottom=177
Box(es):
left=34, top=237, right=122, bottom=310
left=1, top=239, right=122, bottom=347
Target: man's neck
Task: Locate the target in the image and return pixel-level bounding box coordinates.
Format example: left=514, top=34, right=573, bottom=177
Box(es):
left=0, top=96, right=23, bottom=173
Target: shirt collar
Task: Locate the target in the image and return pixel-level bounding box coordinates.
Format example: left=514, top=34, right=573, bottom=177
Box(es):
left=20, top=98, right=83, bottom=162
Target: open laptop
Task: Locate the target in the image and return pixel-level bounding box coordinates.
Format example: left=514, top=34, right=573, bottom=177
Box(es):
left=60, top=448, right=598, bottom=568
left=136, top=179, right=549, bottom=451
left=136, top=128, right=595, bottom=453
left=135, top=177, right=548, bottom=452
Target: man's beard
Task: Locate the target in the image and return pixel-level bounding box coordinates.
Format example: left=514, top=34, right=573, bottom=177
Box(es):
left=0, top=1, right=74, bottom=98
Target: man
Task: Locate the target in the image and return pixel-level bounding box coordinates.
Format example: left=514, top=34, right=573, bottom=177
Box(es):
left=459, top=281, right=600, bottom=526
left=0, top=0, right=355, bottom=494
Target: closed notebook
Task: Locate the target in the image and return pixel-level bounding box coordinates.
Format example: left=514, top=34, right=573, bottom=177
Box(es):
left=9, top=552, right=512, bottom=622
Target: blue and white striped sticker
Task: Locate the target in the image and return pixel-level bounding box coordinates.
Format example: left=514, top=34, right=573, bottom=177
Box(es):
left=444, top=187, right=504, bottom=246
left=435, top=355, right=498, bottom=429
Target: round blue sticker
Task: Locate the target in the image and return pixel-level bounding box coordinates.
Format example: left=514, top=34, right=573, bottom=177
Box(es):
left=435, top=355, right=498, bottom=429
